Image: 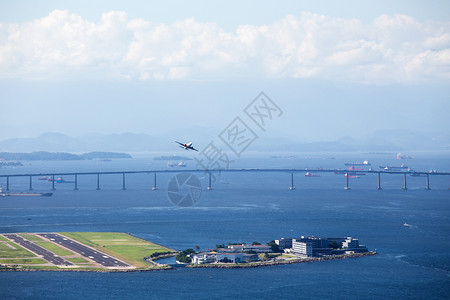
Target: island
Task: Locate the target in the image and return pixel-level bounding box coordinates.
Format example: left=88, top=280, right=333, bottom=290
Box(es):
left=181, top=235, right=377, bottom=268
left=0, top=151, right=132, bottom=162
left=0, top=232, right=177, bottom=272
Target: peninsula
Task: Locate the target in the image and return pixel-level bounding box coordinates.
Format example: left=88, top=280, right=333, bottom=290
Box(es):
left=0, top=232, right=176, bottom=272
left=182, top=235, right=376, bottom=268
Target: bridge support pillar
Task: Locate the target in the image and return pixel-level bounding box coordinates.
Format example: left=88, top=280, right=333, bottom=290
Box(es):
left=74, top=174, right=78, bottom=190
left=289, top=173, right=295, bottom=190
left=96, top=174, right=101, bottom=190
left=152, top=173, right=158, bottom=190
left=51, top=175, right=55, bottom=190
left=29, top=176, right=33, bottom=190
left=344, top=173, right=350, bottom=190
left=426, top=174, right=430, bottom=190
left=403, top=173, right=407, bottom=190
left=377, top=173, right=382, bottom=190
left=6, top=176, right=9, bottom=191
left=207, top=172, right=213, bottom=190
left=122, top=173, right=126, bottom=190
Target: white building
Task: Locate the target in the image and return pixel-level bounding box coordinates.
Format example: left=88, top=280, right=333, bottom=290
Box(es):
left=191, top=252, right=215, bottom=264
left=342, top=237, right=368, bottom=252
left=291, top=239, right=313, bottom=257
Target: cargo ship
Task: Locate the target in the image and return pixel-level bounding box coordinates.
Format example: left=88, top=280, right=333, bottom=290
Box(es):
left=0, top=188, right=52, bottom=197
left=344, top=161, right=370, bottom=166
left=379, top=164, right=409, bottom=171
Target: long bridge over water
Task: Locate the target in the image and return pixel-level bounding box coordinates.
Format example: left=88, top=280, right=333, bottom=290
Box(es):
left=1, top=169, right=449, bottom=191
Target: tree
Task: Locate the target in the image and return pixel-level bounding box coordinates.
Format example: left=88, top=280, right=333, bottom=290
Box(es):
left=252, top=242, right=261, bottom=245
left=175, top=253, right=191, bottom=263
left=195, top=245, right=200, bottom=250
left=175, top=248, right=195, bottom=263
left=267, top=240, right=282, bottom=253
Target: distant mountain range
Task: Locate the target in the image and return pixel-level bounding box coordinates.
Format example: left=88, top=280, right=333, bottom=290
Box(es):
left=0, top=130, right=448, bottom=153
left=0, top=151, right=132, bottom=161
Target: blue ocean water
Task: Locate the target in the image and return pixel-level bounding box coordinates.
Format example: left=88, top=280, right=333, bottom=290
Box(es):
left=0, top=152, right=449, bottom=299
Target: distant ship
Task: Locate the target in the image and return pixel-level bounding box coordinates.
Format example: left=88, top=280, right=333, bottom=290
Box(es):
left=344, top=174, right=360, bottom=178
left=397, top=153, right=412, bottom=159
left=47, top=177, right=73, bottom=183
left=167, top=161, right=187, bottom=167
left=334, top=171, right=364, bottom=176
left=0, top=188, right=52, bottom=197
left=305, top=172, right=320, bottom=177
left=410, top=173, right=426, bottom=177
left=348, top=166, right=363, bottom=171
left=344, top=161, right=370, bottom=166
left=380, top=164, right=409, bottom=171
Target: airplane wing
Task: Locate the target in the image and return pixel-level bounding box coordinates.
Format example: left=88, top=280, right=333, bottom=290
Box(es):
left=174, top=141, right=184, bottom=146
left=191, top=147, right=199, bottom=152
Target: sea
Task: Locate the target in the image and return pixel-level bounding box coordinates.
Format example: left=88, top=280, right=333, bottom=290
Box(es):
left=0, top=151, right=449, bottom=299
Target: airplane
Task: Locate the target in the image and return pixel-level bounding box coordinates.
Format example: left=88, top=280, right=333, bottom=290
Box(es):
left=174, top=140, right=199, bottom=152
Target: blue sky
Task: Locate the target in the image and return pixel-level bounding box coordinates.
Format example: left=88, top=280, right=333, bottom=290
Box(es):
left=0, top=0, right=449, bottom=143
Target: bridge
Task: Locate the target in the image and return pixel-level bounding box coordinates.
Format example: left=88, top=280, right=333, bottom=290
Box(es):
left=1, top=168, right=449, bottom=191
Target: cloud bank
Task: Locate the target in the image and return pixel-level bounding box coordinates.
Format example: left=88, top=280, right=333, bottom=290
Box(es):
left=0, top=10, right=449, bottom=83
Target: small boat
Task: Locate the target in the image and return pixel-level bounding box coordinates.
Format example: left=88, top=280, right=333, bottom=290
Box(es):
left=38, top=176, right=50, bottom=180
left=305, top=172, right=320, bottom=177
left=56, top=177, right=74, bottom=183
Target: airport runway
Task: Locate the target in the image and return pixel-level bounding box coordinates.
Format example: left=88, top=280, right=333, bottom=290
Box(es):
left=2, top=233, right=74, bottom=267
left=38, top=233, right=131, bottom=268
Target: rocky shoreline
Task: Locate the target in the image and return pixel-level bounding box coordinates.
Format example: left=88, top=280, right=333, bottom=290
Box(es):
left=0, top=252, right=377, bottom=272
left=0, top=265, right=174, bottom=273
left=187, top=251, right=378, bottom=269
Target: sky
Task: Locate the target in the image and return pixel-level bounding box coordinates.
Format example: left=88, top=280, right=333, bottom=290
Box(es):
left=0, top=0, right=449, bottom=143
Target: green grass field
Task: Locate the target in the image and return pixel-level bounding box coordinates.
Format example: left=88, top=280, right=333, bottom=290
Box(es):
left=0, top=232, right=176, bottom=270
left=18, top=233, right=45, bottom=242
left=1, top=258, right=48, bottom=264
left=0, top=241, right=36, bottom=258
left=34, top=241, right=74, bottom=256
left=61, top=232, right=176, bottom=268
left=66, top=257, right=89, bottom=264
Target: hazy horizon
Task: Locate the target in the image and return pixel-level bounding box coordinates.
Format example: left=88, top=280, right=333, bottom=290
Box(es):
left=1, top=1, right=449, bottom=145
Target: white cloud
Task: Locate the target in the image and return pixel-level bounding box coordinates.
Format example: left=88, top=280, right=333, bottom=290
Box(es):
left=0, top=10, right=449, bottom=83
